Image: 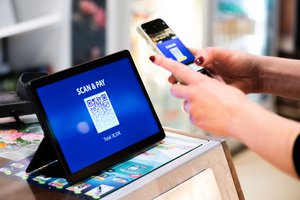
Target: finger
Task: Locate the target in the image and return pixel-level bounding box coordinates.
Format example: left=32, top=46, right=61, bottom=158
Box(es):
left=189, top=47, right=213, bottom=60
left=193, top=47, right=214, bottom=66
left=188, top=114, right=196, bottom=126
left=190, top=47, right=215, bottom=67
left=182, top=100, right=190, bottom=113
left=194, top=47, right=234, bottom=68
left=168, top=75, right=178, bottom=84
left=170, top=83, right=190, bottom=99
left=150, top=55, right=201, bottom=85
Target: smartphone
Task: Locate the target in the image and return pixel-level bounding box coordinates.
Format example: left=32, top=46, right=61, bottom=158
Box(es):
left=137, top=18, right=211, bottom=77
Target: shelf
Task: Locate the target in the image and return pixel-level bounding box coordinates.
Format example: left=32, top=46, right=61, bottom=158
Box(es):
left=0, top=14, right=61, bottom=39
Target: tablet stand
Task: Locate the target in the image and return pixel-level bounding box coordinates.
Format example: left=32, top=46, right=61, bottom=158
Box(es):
left=26, top=136, right=66, bottom=178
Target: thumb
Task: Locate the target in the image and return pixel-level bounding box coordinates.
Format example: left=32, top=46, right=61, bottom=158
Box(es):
left=194, top=47, right=232, bottom=69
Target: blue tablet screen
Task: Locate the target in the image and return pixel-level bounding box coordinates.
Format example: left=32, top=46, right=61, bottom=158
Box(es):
left=36, top=57, right=160, bottom=173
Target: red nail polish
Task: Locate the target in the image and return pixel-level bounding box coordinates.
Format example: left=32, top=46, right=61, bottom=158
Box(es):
left=149, top=55, right=155, bottom=62
left=195, top=56, right=204, bottom=65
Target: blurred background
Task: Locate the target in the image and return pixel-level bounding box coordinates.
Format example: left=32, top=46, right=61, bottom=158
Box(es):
left=0, top=0, right=300, bottom=199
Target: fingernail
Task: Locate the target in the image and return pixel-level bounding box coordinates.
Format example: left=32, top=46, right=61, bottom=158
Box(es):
left=195, top=56, right=204, bottom=65
left=149, top=55, right=155, bottom=62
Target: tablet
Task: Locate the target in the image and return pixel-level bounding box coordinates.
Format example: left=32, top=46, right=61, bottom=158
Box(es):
left=26, top=50, right=165, bottom=184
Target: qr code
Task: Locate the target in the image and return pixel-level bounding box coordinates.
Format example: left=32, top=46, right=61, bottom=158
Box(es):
left=84, top=91, right=119, bottom=133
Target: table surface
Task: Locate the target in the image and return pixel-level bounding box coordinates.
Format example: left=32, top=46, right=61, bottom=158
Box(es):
left=0, top=127, right=243, bottom=200
left=0, top=157, right=79, bottom=200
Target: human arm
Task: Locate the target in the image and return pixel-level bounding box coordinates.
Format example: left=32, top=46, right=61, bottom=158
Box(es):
left=190, top=47, right=300, bottom=100
left=150, top=54, right=300, bottom=178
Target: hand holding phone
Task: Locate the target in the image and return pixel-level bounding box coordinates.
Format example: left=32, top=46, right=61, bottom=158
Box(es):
left=137, top=18, right=211, bottom=78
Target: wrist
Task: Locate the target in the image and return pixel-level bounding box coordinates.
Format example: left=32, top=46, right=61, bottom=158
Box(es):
left=258, top=55, right=279, bottom=94
left=251, top=54, right=271, bottom=94
left=258, top=56, right=300, bottom=99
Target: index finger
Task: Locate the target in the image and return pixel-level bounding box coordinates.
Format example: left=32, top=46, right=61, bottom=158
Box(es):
left=149, top=55, right=203, bottom=84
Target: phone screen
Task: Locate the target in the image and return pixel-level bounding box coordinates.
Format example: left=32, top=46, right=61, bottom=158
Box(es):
left=141, top=19, right=195, bottom=65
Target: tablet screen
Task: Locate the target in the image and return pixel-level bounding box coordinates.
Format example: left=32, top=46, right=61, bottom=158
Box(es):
left=27, top=50, right=165, bottom=183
